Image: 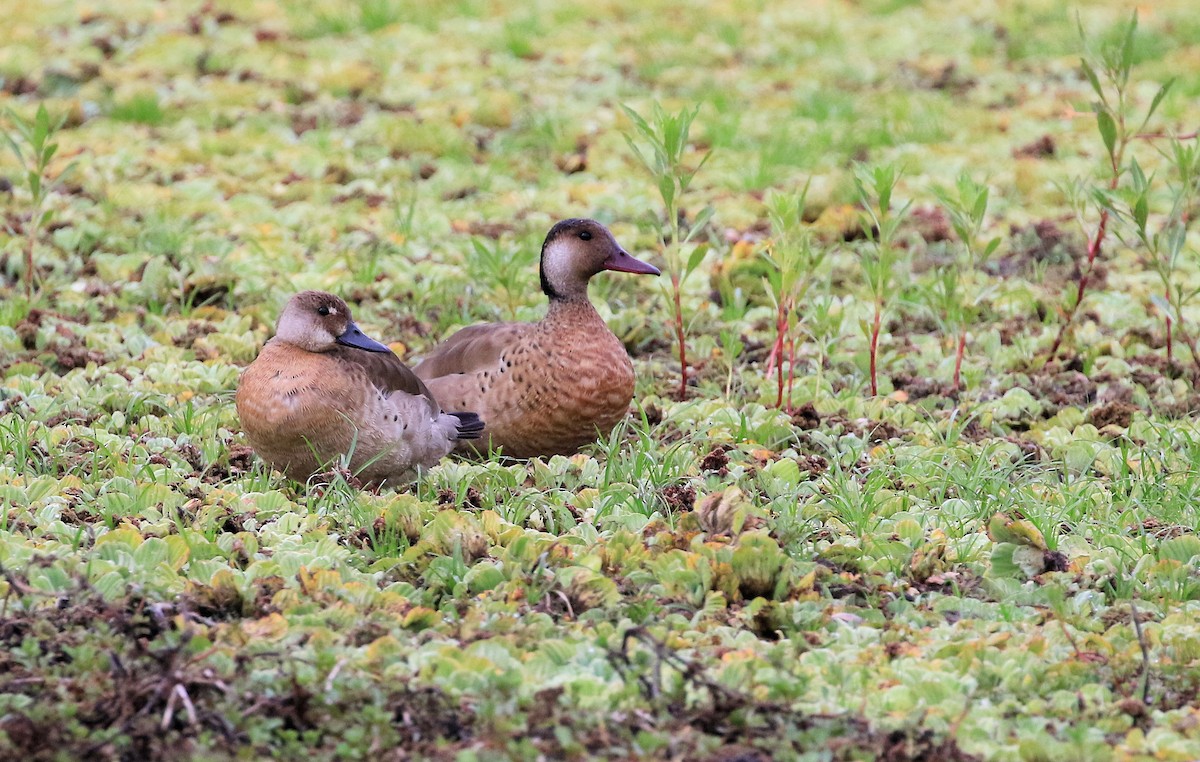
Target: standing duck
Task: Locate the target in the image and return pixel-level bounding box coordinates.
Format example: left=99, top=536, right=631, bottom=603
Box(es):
left=236, top=291, right=483, bottom=485
left=413, top=218, right=659, bottom=458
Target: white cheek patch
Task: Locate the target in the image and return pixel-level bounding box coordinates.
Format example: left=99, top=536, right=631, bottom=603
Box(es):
left=275, top=308, right=339, bottom=351
left=542, top=240, right=573, bottom=291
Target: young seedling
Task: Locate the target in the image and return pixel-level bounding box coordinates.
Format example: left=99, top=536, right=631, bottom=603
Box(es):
left=622, top=102, right=714, bottom=400
left=466, top=231, right=539, bottom=320
left=854, top=163, right=911, bottom=397
left=801, top=291, right=844, bottom=402
left=761, top=185, right=828, bottom=409
left=1047, top=11, right=1173, bottom=361
left=717, top=327, right=745, bottom=400
left=390, top=183, right=419, bottom=249
left=929, top=174, right=1001, bottom=391
left=2, top=104, right=77, bottom=299
left=1110, top=145, right=1200, bottom=373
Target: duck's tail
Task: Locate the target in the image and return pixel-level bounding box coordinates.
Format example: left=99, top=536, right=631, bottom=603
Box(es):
left=449, top=412, right=485, bottom=440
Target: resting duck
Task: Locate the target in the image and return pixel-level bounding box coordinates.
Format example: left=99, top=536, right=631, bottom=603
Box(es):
left=236, top=291, right=482, bottom=485
left=413, top=218, right=659, bottom=458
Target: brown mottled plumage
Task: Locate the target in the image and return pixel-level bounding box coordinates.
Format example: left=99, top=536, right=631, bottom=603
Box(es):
left=236, top=291, right=482, bottom=486
left=413, top=219, right=659, bottom=458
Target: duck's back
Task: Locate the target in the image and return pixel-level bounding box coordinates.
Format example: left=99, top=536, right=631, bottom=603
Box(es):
left=415, top=304, right=634, bottom=458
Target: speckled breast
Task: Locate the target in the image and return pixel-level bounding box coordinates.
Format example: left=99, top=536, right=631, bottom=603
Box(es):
left=494, top=329, right=635, bottom=457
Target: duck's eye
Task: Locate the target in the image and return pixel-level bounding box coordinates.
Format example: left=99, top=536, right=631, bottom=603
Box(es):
left=579, top=230, right=592, bottom=241
left=317, top=306, right=331, bottom=316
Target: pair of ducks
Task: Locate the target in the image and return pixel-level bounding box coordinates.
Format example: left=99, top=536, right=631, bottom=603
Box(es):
left=236, top=219, right=660, bottom=487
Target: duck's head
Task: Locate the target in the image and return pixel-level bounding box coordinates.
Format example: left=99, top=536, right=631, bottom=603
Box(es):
left=539, top=218, right=660, bottom=301
left=274, top=290, right=391, bottom=353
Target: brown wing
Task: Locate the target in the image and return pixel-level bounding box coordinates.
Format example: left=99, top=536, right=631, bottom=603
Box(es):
left=327, top=344, right=440, bottom=416
left=413, top=322, right=532, bottom=380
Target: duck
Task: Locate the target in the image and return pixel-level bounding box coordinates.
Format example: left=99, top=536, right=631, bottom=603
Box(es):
left=413, top=218, right=659, bottom=458
left=236, top=290, right=483, bottom=486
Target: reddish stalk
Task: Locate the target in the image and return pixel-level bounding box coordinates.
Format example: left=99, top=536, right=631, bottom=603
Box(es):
left=771, top=316, right=784, bottom=403
left=785, top=333, right=797, bottom=411
left=868, top=304, right=882, bottom=396
left=952, top=330, right=967, bottom=392
left=671, top=273, right=688, bottom=399
left=1134, top=129, right=1199, bottom=141
left=764, top=342, right=779, bottom=375
left=769, top=301, right=788, bottom=408
left=1047, top=170, right=1117, bottom=360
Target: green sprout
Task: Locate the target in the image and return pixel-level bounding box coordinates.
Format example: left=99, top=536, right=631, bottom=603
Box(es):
left=2, top=104, right=77, bottom=299
left=623, top=102, right=714, bottom=400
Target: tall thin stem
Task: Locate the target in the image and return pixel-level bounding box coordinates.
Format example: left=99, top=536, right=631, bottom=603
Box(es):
left=671, top=272, right=687, bottom=400
left=1047, top=188, right=1114, bottom=360
left=24, top=234, right=35, bottom=299
left=785, top=333, right=797, bottom=410
left=869, top=305, right=882, bottom=397
left=771, top=305, right=787, bottom=408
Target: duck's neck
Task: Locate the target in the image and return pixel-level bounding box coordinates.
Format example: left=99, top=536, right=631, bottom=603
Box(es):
left=544, top=294, right=603, bottom=325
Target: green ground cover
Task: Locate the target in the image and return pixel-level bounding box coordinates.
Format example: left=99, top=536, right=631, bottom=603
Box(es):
left=3, top=0, right=1200, bottom=759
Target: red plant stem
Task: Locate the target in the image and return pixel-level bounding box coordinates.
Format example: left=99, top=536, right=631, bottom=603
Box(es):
left=869, top=304, right=881, bottom=397
left=765, top=304, right=785, bottom=375
left=1135, top=129, right=1199, bottom=141
left=1047, top=190, right=1114, bottom=360
left=771, top=304, right=787, bottom=408
left=671, top=273, right=688, bottom=399
left=953, top=330, right=966, bottom=391
left=785, top=332, right=797, bottom=410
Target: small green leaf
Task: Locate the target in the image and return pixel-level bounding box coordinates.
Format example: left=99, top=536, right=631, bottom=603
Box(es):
left=1164, top=220, right=1187, bottom=256
left=971, top=185, right=989, bottom=223
left=1145, top=79, right=1174, bottom=124
left=133, top=536, right=170, bottom=568
left=622, top=134, right=651, bottom=174
left=58, top=158, right=79, bottom=183
left=684, top=244, right=706, bottom=277
left=1149, top=294, right=1176, bottom=321
left=1095, top=110, right=1117, bottom=157
left=165, top=535, right=191, bottom=570
left=2, top=129, right=24, bottom=163
left=620, top=104, right=652, bottom=139
left=1119, top=11, right=1138, bottom=78
left=657, top=174, right=676, bottom=211
left=683, top=149, right=714, bottom=193
left=1128, top=158, right=1147, bottom=191
left=1079, top=59, right=1104, bottom=101
left=684, top=205, right=715, bottom=243
left=1133, top=194, right=1149, bottom=233
left=1159, top=535, right=1200, bottom=564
